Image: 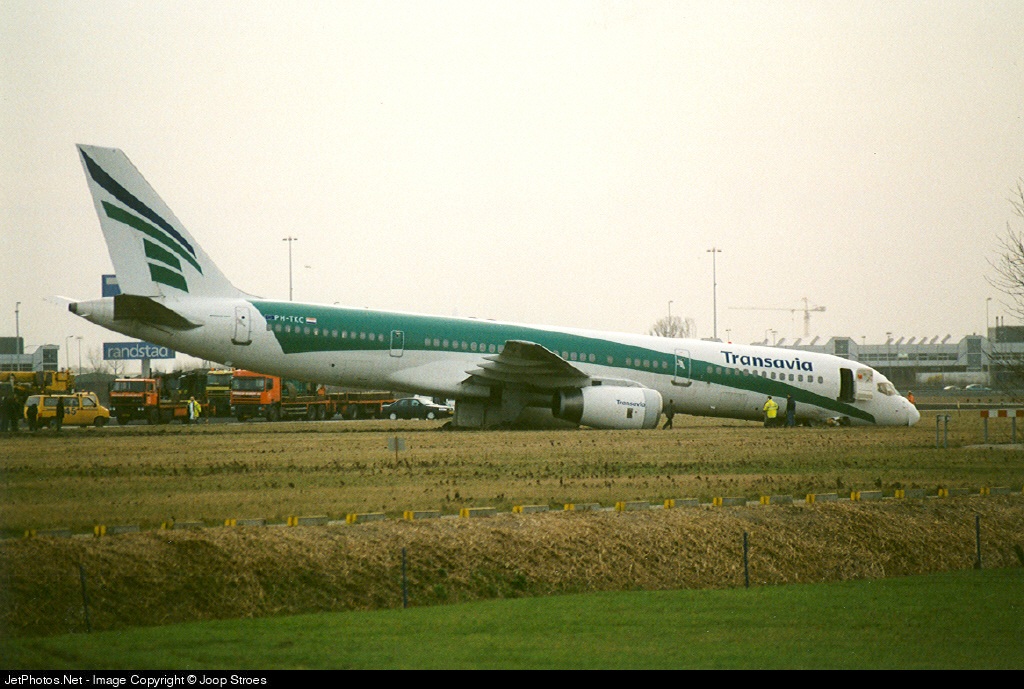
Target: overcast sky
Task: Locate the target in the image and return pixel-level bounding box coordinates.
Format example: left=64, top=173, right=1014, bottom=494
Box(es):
left=2, top=1, right=1023, bottom=372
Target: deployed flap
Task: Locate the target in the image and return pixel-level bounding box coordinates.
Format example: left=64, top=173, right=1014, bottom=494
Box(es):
left=464, top=340, right=591, bottom=390
left=114, top=294, right=201, bottom=330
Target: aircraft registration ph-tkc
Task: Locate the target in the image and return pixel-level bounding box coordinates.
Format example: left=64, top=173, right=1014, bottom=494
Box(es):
left=68, top=145, right=920, bottom=429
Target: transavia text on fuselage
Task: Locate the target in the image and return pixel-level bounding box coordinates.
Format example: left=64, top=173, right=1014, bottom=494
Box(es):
left=719, top=350, right=814, bottom=372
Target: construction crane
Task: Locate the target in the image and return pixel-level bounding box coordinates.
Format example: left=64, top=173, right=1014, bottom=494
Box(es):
left=730, top=298, right=825, bottom=337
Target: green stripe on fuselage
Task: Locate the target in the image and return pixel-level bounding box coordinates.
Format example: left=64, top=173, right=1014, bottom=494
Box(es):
left=252, top=301, right=874, bottom=423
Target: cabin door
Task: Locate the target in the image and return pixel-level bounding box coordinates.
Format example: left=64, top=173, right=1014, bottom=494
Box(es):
left=839, top=368, right=855, bottom=402
left=672, top=349, right=692, bottom=387
left=390, top=330, right=405, bottom=357
left=232, top=306, right=251, bottom=345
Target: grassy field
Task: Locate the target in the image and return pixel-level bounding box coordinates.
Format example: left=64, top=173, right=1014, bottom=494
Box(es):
left=3, top=568, right=1022, bottom=669
left=2, top=409, right=1023, bottom=656
left=1, top=409, right=1021, bottom=534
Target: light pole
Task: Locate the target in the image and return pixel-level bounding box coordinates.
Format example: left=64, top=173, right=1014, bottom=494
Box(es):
left=886, top=331, right=893, bottom=379
left=706, top=247, right=721, bottom=339
left=283, top=236, right=298, bottom=301
left=76, top=336, right=83, bottom=373
left=14, top=302, right=21, bottom=354
left=986, top=297, right=992, bottom=337
left=65, top=335, right=72, bottom=371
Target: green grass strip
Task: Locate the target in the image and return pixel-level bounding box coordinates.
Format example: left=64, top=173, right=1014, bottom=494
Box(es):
left=3, top=568, right=1021, bottom=670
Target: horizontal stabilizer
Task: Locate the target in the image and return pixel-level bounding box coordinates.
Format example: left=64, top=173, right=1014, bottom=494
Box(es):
left=114, top=294, right=200, bottom=330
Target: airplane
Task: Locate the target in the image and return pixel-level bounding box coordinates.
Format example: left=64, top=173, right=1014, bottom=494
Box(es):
left=68, top=145, right=921, bottom=429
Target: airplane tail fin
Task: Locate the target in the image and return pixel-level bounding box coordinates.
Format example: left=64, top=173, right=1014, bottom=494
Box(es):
left=77, top=144, right=245, bottom=301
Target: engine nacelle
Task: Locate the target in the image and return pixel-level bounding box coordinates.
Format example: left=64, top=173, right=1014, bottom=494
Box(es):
left=552, top=386, right=663, bottom=430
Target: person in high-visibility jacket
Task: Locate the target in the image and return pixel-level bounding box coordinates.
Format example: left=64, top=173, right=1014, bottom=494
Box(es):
left=762, top=395, right=779, bottom=427
left=187, top=396, right=202, bottom=424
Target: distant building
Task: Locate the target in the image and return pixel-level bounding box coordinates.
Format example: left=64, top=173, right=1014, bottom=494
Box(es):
left=0, top=337, right=25, bottom=356
left=0, top=343, right=59, bottom=373
left=764, top=333, right=1022, bottom=390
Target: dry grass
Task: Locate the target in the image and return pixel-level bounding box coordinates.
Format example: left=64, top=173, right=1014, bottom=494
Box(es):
left=2, top=410, right=1023, bottom=637
left=1, top=410, right=1021, bottom=533
left=2, top=497, right=1022, bottom=637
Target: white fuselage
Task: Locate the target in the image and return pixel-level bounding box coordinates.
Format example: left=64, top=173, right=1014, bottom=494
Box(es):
left=71, top=294, right=921, bottom=427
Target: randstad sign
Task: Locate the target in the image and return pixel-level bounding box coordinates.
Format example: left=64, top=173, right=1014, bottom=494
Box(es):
left=103, top=342, right=176, bottom=360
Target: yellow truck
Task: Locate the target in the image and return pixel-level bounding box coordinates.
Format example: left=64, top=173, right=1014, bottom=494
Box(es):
left=204, top=368, right=234, bottom=417
left=1, top=370, right=75, bottom=397
left=24, top=392, right=111, bottom=428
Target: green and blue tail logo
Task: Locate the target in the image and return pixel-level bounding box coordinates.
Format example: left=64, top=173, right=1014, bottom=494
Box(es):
left=81, top=149, right=200, bottom=293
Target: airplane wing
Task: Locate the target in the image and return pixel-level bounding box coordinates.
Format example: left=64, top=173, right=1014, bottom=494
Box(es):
left=464, top=340, right=592, bottom=390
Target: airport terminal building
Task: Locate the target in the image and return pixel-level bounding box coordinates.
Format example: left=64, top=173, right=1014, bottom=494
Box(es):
left=0, top=338, right=59, bottom=373
left=762, top=327, right=1024, bottom=391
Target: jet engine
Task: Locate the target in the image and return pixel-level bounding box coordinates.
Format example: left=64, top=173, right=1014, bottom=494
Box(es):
left=552, top=385, right=663, bottom=430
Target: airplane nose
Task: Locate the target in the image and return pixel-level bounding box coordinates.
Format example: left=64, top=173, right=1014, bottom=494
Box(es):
left=908, top=403, right=921, bottom=426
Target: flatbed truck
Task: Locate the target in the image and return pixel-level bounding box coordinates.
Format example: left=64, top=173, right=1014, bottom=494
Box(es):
left=229, top=370, right=395, bottom=421
left=109, top=370, right=209, bottom=424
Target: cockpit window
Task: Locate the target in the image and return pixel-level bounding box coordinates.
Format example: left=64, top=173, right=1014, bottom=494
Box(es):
left=877, top=382, right=897, bottom=396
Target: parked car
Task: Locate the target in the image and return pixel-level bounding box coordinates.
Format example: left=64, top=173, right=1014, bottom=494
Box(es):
left=942, top=385, right=960, bottom=391
left=964, top=384, right=991, bottom=392
left=380, top=397, right=452, bottom=420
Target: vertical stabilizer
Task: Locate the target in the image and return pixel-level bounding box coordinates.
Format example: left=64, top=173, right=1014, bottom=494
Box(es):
left=77, top=144, right=244, bottom=300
